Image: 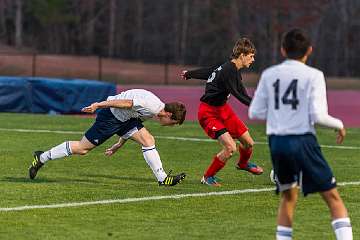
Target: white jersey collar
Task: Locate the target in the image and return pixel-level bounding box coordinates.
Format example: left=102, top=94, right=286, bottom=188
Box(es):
left=282, top=59, right=305, bottom=66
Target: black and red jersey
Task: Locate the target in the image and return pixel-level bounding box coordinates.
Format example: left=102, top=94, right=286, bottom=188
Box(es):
left=184, top=61, right=252, bottom=106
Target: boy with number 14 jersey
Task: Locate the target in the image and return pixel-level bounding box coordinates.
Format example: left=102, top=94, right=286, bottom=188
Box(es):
left=249, top=29, right=352, bottom=240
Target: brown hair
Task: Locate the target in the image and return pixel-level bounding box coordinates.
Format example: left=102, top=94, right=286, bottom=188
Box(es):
left=164, top=102, right=186, bottom=125
left=231, top=37, right=256, bottom=59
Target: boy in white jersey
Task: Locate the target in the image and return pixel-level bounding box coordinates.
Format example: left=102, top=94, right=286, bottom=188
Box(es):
left=249, top=29, right=352, bottom=240
left=29, top=89, right=187, bottom=186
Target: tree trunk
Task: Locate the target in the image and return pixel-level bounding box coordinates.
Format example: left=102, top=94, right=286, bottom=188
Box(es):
left=331, top=0, right=349, bottom=76
left=173, top=1, right=180, bottom=62
left=230, top=1, right=240, bottom=43
left=14, top=0, right=22, bottom=48
left=135, top=0, right=143, bottom=58
left=85, top=0, right=96, bottom=54
left=180, top=0, right=189, bottom=64
left=0, top=0, right=7, bottom=36
left=108, top=0, right=116, bottom=57
left=270, top=7, right=279, bottom=64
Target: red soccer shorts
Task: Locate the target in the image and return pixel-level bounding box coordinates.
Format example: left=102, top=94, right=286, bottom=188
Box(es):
left=198, top=102, right=248, bottom=139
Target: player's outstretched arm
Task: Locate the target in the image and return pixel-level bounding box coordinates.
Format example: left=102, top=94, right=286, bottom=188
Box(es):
left=181, top=65, right=219, bottom=80
left=81, top=100, right=133, bottom=113
left=105, top=137, right=127, bottom=156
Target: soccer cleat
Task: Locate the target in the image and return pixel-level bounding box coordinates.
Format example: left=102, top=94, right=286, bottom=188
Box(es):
left=29, top=151, right=44, bottom=179
left=269, top=169, right=277, bottom=184
left=200, top=176, right=222, bottom=187
left=159, top=172, right=186, bottom=186
left=236, top=162, right=264, bottom=175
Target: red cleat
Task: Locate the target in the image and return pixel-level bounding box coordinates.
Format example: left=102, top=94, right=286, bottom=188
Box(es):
left=236, top=162, right=263, bottom=175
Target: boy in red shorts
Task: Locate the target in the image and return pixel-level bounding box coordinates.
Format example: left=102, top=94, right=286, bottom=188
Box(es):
left=181, top=37, right=263, bottom=186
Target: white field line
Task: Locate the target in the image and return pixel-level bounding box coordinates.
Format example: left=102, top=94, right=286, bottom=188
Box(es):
left=1, top=181, right=360, bottom=212
left=0, top=127, right=359, bottom=150
left=0, top=187, right=274, bottom=212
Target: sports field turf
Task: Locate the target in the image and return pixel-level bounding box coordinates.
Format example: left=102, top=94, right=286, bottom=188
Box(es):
left=0, top=113, right=359, bottom=239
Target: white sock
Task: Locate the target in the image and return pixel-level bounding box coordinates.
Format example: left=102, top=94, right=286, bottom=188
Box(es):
left=40, top=142, right=72, bottom=163
left=332, top=218, right=353, bottom=240
left=142, top=145, right=167, bottom=182
left=276, top=225, right=293, bottom=240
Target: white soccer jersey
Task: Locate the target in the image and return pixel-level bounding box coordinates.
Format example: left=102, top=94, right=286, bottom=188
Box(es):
left=107, top=89, right=165, bottom=122
left=249, top=60, right=343, bottom=135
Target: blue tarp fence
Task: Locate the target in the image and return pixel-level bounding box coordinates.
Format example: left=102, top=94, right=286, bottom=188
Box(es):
left=0, top=77, right=116, bottom=114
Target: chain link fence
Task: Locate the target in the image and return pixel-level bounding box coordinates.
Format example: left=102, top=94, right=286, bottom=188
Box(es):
left=0, top=53, right=211, bottom=86
left=1, top=53, right=359, bottom=89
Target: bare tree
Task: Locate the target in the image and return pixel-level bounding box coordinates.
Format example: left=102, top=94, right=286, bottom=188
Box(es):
left=0, top=0, right=8, bottom=37
left=82, top=0, right=97, bottom=54
left=230, top=0, right=240, bottom=43
left=0, top=0, right=357, bottom=77
left=14, top=0, right=23, bottom=48
left=108, top=0, right=116, bottom=57
left=134, top=0, right=144, bottom=58
left=180, top=0, right=189, bottom=64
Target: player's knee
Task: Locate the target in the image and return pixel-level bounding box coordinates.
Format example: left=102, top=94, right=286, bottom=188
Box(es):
left=243, top=140, right=254, bottom=149
left=78, top=148, right=90, bottom=155
left=323, top=189, right=342, bottom=203
left=71, top=140, right=94, bottom=155
left=282, top=189, right=298, bottom=203
left=224, top=144, right=237, bottom=158
left=141, top=134, right=155, bottom=147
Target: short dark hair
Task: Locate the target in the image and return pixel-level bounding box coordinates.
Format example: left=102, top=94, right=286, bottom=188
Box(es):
left=281, top=29, right=311, bottom=59
left=231, top=37, right=256, bottom=59
left=164, top=102, right=186, bottom=125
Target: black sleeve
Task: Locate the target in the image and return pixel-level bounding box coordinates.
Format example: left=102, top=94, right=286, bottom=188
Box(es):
left=225, top=72, right=252, bottom=106
left=185, top=65, right=219, bottom=80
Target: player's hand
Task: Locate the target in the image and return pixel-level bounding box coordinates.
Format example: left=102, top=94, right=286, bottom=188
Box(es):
left=105, top=144, right=122, bottom=156
left=336, top=128, right=346, bottom=144
left=180, top=70, right=188, bottom=80
left=81, top=103, right=99, bottom=113
left=105, top=148, right=117, bottom=156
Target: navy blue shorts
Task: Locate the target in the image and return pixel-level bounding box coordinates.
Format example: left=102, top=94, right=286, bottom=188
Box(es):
left=269, top=133, right=336, bottom=196
left=85, top=108, right=144, bottom=146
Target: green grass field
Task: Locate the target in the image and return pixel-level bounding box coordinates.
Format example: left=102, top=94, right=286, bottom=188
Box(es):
left=0, top=113, right=359, bottom=239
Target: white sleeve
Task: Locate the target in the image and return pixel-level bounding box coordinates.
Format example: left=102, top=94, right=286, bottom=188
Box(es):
left=309, top=72, right=344, bottom=130
left=312, top=114, right=344, bottom=129
left=249, top=73, right=268, bottom=120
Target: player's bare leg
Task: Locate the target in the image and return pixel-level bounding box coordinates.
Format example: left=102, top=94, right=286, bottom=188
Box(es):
left=29, top=136, right=96, bottom=179
left=69, top=136, right=97, bottom=155
left=201, top=132, right=236, bottom=186
left=321, top=188, right=353, bottom=239
left=321, top=188, right=348, bottom=219
left=131, top=128, right=185, bottom=186
left=278, top=188, right=298, bottom=226
left=236, top=131, right=263, bottom=175
left=217, top=132, right=237, bottom=161
left=276, top=187, right=298, bottom=239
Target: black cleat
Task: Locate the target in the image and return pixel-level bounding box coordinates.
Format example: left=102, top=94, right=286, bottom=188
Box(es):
left=159, top=171, right=186, bottom=186
left=29, top=151, right=44, bottom=179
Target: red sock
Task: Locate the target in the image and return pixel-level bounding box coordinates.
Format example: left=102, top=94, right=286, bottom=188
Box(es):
left=238, top=147, right=253, bottom=168
left=204, top=156, right=226, bottom=177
